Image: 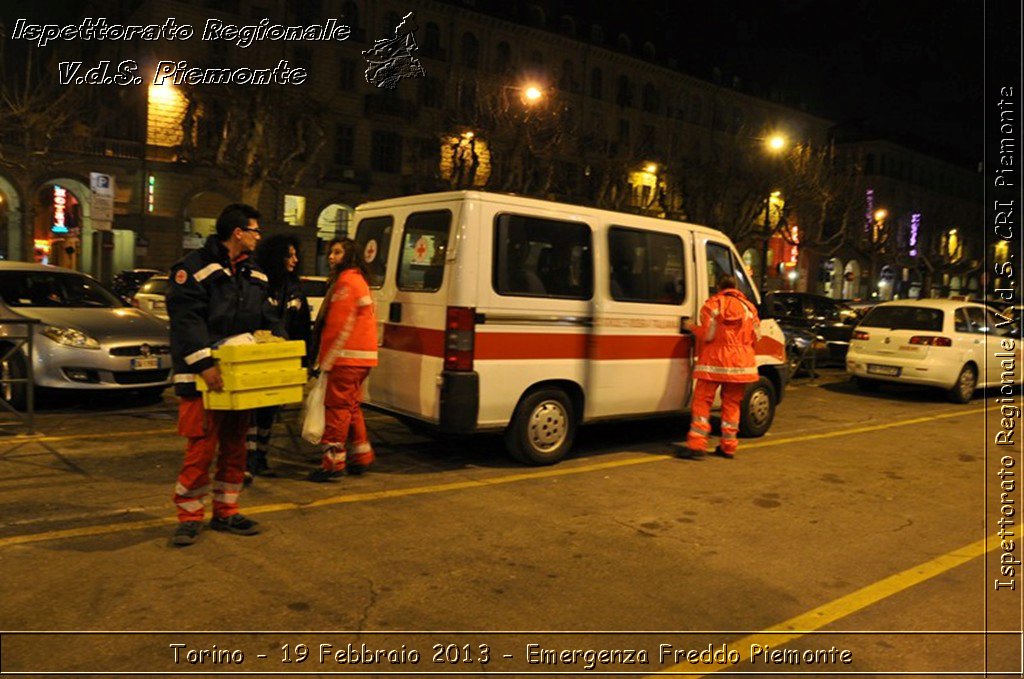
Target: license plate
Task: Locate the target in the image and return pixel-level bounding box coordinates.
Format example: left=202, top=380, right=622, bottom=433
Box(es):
left=132, top=357, right=159, bottom=370
left=867, top=364, right=901, bottom=376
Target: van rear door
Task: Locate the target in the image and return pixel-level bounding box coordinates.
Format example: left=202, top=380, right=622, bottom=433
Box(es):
left=357, top=208, right=454, bottom=422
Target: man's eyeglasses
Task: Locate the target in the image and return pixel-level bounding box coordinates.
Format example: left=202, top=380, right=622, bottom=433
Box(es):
left=239, top=227, right=261, bottom=234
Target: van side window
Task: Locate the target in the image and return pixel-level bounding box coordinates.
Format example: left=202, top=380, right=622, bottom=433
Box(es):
left=608, top=227, right=685, bottom=304
left=354, top=216, right=393, bottom=289
left=706, top=241, right=757, bottom=302
left=397, top=210, right=452, bottom=292
left=493, top=214, right=593, bottom=299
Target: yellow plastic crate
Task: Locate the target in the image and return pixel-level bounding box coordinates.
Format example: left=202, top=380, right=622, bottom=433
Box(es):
left=197, top=367, right=308, bottom=392
left=202, top=384, right=305, bottom=410
left=214, top=340, right=306, bottom=363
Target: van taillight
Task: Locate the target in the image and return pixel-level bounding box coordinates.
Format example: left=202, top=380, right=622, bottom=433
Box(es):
left=853, top=330, right=870, bottom=340
left=444, top=306, right=475, bottom=371
left=909, top=336, right=952, bottom=347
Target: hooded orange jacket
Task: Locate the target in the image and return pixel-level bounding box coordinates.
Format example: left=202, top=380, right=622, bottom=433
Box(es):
left=691, top=288, right=761, bottom=383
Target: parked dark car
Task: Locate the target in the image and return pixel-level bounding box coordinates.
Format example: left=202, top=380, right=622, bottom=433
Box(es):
left=111, top=269, right=162, bottom=305
left=764, top=292, right=858, bottom=364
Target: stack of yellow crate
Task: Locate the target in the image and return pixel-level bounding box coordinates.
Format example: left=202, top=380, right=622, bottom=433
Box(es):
left=197, top=340, right=308, bottom=410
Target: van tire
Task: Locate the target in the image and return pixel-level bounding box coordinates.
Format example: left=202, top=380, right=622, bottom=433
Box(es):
left=739, top=377, right=775, bottom=438
left=505, top=388, right=576, bottom=465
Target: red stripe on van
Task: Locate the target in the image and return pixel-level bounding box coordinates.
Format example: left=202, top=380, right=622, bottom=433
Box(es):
left=754, top=335, right=786, bottom=363
left=476, top=332, right=589, bottom=359
left=382, top=324, right=445, bottom=357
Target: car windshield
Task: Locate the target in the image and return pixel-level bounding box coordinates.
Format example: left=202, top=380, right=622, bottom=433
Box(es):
left=139, top=277, right=170, bottom=295
left=0, top=271, right=123, bottom=308
left=859, top=305, right=944, bottom=331
left=301, top=278, right=328, bottom=297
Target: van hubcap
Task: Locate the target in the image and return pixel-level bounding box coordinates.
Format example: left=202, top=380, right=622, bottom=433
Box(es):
left=528, top=401, right=567, bottom=452
left=748, top=389, right=771, bottom=426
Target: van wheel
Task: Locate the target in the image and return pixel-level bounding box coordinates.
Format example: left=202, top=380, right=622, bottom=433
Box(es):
left=505, top=388, right=576, bottom=465
left=0, top=347, right=28, bottom=411
left=739, top=377, right=775, bottom=438
left=948, top=364, right=977, bottom=404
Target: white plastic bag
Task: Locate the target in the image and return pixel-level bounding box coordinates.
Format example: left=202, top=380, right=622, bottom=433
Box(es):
left=301, top=373, right=327, bottom=444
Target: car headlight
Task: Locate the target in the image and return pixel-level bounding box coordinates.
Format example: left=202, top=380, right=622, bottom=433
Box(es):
left=41, top=325, right=101, bottom=350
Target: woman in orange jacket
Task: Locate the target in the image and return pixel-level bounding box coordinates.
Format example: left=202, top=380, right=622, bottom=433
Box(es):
left=308, top=238, right=379, bottom=482
left=680, top=274, right=761, bottom=459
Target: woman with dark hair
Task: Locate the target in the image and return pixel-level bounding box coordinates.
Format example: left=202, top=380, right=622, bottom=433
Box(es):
left=308, top=237, right=377, bottom=482
left=244, top=234, right=312, bottom=482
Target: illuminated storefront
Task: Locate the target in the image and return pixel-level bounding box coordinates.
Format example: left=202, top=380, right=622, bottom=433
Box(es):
left=34, top=184, right=83, bottom=269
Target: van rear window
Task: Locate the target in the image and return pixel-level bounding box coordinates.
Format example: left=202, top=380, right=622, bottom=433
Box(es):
left=355, top=216, right=393, bottom=289
left=397, top=210, right=451, bottom=292
left=493, top=214, right=593, bottom=299
left=859, top=306, right=944, bottom=331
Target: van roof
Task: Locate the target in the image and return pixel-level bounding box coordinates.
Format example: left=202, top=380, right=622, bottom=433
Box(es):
left=356, top=190, right=730, bottom=239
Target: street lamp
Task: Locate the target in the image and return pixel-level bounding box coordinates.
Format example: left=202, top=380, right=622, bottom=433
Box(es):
left=522, top=85, right=544, bottom=105
left=758, top=134, right=789, bottom=292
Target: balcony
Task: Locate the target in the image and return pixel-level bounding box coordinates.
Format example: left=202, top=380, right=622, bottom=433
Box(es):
left=50, top=136, right=143, bottom=160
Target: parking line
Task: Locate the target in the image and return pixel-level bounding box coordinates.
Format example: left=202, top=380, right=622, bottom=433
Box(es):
left=2, top=427, right=177, bottom=445
left=656, top=533, right=999, bottom=677
left=0, top=406, right=986, bottom=549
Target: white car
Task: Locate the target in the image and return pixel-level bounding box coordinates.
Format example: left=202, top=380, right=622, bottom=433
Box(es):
left=131, top=275, right=170, bottom=321
left=846, top=299, right=1019, bottom=403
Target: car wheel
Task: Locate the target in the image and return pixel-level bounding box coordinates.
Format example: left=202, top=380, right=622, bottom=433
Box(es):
left=739, top=377, right=776, bottom=438
left=949, top=364, right=977, bottom=404
left=854, top=376, right=880, bottom=393
left=504, top=388, right=576, bottom=465
left=0, top=346, right=28, bottom=411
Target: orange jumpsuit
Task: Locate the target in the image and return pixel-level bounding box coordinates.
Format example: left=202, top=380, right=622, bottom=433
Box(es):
left=687, top=289, right=761, bottom=456
left=317, top=268, right=378, bottom=473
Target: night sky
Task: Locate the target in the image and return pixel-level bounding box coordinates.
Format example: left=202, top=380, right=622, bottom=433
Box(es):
left=555, top=0, right=991, bottom=167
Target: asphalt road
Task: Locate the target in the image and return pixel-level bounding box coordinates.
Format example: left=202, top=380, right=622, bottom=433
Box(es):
left=0, top=369, right=1019, bottom=676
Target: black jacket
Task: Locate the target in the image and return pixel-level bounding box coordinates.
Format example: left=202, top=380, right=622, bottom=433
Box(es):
left=167, top=236, right=281, bottom=397
left=268, top=275, right=313, bottom=365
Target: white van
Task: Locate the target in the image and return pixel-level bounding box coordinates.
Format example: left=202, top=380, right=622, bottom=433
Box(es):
left=353, top=191, right=788, bottom=464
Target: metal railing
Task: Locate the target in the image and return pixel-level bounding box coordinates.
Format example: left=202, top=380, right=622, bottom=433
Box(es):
left=0, top=317, right=38, bottom=435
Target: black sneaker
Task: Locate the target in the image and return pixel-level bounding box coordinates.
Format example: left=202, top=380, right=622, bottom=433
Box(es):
left=712, top=446, right=735, bottom=460
left=307, top=468, right=342, bottom=483
left=210, top=514, right=260, bottom=535
left=243, top=471, right=254, bottom=487
left=676, top=448, right=706, bottom=460
left=172, top=521, right=202, bottom=547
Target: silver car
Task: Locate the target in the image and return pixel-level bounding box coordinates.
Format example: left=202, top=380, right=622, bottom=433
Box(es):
left=0, top=262, right=172, bottom=408
left=132, top=275, right=170, bottom=321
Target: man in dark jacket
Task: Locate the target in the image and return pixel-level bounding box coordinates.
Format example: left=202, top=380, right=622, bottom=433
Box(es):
left=167, top=203, right=279, bottom=547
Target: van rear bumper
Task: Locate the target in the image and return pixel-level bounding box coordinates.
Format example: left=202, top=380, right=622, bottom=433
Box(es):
left=439, top=370, right=479, bottom=434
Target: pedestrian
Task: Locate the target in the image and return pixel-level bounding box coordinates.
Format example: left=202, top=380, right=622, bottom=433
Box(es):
left=167, top=204, right=281, bottom=546
left=307, top=237, right=378, bottom=482
left=244, top=234, right=312, bottom=484
left=680, top=275, right=761, bottom=459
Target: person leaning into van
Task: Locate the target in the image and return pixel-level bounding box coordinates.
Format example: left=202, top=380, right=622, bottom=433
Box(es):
left=167, top=203, right=281, bottom=546
left=243, top=234, right=312, bottom=484
left=307, top=238, right=378, bottom=482
left=680, top=274, right=761, bottom=459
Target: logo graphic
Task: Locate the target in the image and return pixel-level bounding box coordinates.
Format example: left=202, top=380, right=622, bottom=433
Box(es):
left=361, top=12, right=426, bottom=90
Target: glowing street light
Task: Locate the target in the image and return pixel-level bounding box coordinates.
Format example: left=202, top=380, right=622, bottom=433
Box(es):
left=766, top=134, right=787, bottom=152
left=874, top=209, right=888, bottom=222
left=644, top=163, right=658, bottom=174
left=522, top=85, right=543, bottom=104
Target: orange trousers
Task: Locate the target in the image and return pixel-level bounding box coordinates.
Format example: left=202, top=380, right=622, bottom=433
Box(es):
left=321, top=366, right=375, bottom=472
left=172, top=397, right=250, bottom=522
left=687, top=379, right=746, bottom=454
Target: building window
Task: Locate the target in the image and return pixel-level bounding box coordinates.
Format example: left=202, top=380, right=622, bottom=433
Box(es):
left=461, top=32, right=479, bottom=69
left=590, top=67, right=603, bottom=99
left=641, top=82, right=659, bottom=113
left=559, top=59, right=575, bottom=92
left=494, top=41, right=511, bottom=73
left=420, top=76, right=444, bottom=108
left=423, top=22, right=441, bottom=58
left=618, top=118, right=630, bottom=144
left=283, top=195, right=306, bottom=227
left=616, top=75, right=632, bottom=107
left=333, top=124, right=354, bottom=166
left=371, top=131, right=402, bottom=173
left=338, top=59, right=355, bottom=90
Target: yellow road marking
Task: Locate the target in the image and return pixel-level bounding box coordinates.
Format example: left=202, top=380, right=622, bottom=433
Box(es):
left=2, top=427, right=176, bottom=445
left=657, top=533, right=1000, bottom=677
left=0, top=406, right=986, bottom=549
